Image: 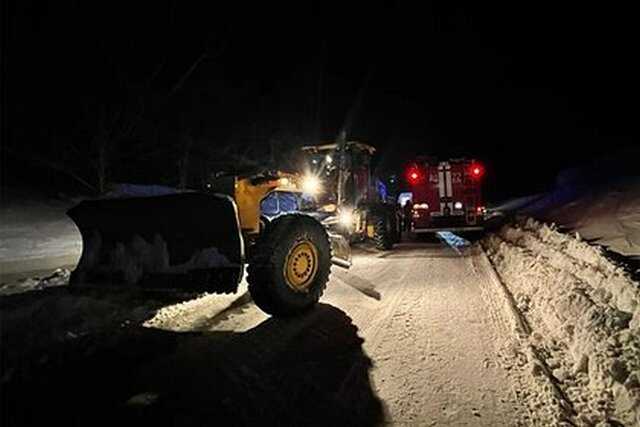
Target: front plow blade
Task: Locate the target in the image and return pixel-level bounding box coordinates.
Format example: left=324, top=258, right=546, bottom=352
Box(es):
left=67, top=193, right=244, bottom=292
left=329, top=232, right=352, bottom=269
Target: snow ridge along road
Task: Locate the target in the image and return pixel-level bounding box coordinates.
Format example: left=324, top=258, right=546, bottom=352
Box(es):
left=484, top=217, right=640, bottom=426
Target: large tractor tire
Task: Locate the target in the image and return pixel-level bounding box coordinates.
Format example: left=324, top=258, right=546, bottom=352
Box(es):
left=247, top=214, right=331, bottom=316
left=373, top=212, right=394, bottom=251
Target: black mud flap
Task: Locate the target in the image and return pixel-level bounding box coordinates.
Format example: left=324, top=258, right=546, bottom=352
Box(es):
left=67, top=193, right=244, bottom=293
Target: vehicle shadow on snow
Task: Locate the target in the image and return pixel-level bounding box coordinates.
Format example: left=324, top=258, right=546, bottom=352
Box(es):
left=2, top=303, right=386, bottom=427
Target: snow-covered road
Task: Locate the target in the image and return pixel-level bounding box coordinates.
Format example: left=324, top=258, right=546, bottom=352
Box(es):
left=159, top=241, right=530, bottom=425
left=2, top=241, right=536, bottom=426
left=0, top=196, right=81, bottom=283
left=314, top=242, right=526, bottom=425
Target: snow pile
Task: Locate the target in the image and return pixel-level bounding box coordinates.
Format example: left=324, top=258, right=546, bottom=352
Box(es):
left=0, top=194, right=81, bottom=276
left=518, top=177, right=640, bottom=261
left=483, top=217, right=640, bottom=425
left=0, top=268, right=70, bottom=295
left=493, top=149, right=640, bottom=261
left=541, top=179, right=640, bottom=260
left=144, top=281, right=250, bottom=332
left=0, top=289, right=165, bottom=370
left=75, top=232, right=233, bottom=285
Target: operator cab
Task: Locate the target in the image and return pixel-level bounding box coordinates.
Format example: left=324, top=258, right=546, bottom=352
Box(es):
left=300, top=141, right=383, bottom=209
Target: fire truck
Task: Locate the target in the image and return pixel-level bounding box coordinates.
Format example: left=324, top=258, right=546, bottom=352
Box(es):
left=404, top=157, right=486, bottom=233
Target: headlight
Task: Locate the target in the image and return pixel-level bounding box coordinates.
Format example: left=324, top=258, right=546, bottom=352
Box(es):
left=302, top=175, right=322, bottom=195
left=338, top=210, right=354, bottom=228
left=454, top=201, right=463, bottom=210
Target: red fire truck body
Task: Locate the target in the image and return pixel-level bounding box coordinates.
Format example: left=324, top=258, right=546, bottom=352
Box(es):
left=406, top=158, right=486, bottom=233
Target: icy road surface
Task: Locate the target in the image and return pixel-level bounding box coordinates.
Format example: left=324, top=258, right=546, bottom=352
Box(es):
left=148, top=241, right=529, bottom=425
left=320, top=242, right=526, bottom=425
left=2, top=241, right=532, bottom=426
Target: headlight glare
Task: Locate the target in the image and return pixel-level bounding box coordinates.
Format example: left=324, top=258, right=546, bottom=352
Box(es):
left=302, top=175, right=322, bottom=195
left=338, top=210, right=354, bottom=228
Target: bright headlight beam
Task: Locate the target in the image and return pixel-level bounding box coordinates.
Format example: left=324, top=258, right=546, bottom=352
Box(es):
left=436, top=231, right=470, bottom=255
left=302, top=175, right=322, bottom=195
left=338, top=210, right=354, bottom=227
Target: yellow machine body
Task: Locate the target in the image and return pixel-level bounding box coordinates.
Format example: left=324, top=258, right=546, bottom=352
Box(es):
left=234, top=173, right=302, bottom=234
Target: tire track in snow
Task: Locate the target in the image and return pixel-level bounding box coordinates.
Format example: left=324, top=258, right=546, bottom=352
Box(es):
left=326, top=243, right=529, bottom=425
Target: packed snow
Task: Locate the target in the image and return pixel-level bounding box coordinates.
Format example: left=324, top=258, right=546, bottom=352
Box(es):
left=74, top=231, right=234, bottom=285
left=0, top=268, right=70, bottom=296
left=516, top=178, right=640, bottom=262
left=2, top=170, right=639, bottom=425
left=2, top=242, right=534, bottom=426
left=0, top=193, right=81, bottom=283
left=0, top=184, right=202, bottom=289
left=483, top=217, right=640, bottom=425
left=493, top=150, right=640, bottom=262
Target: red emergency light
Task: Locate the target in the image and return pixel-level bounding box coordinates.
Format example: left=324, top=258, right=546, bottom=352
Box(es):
left=469, top=162, right=485, bottom=180
left=406, top=166, right=423, bottom=185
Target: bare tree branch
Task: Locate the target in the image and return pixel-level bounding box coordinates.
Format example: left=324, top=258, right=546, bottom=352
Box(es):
left=168, top=52, right=208, bottom=98
left=3, top=146, right=98, bottom=193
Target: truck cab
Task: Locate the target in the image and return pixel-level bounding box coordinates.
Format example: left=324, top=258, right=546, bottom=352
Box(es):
left=405, top=157, right=486, bottom=233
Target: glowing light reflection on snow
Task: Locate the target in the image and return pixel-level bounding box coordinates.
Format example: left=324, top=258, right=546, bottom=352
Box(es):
left=436, top=231, right=470, bottom=254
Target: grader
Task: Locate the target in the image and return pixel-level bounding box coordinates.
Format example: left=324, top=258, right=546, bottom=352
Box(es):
left=296, top=141, right=400, bottom=251
left=66, top=134, right=397, bottom=317
left=67, top=171, right=351, bottom=316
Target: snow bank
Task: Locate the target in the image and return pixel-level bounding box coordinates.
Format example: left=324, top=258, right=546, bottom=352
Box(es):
left=483, top=217, right=640, bottom=425
left=76, top=232, right=233, bottom=285
left=0, top=284, right=250, bottom=389
left=0, top=184, right=196, bottom=285
left=144, top=281, right=250, bottom=332
left=0, top=268, right=70, bottom=296
left=0, top=288, right=164, bottom=370
left=493, top=149, right=640, bottom=261
left=542, top=179, right=640, bottom=260
left=517, top=178, right=640, bottom=262
left=0, top=195, right=81, bottom=274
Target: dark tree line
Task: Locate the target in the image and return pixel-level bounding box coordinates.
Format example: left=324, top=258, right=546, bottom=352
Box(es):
left=5, top=1, right=341, bottom=195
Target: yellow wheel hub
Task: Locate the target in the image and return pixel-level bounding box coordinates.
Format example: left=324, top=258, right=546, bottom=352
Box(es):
left=284, top=240, right=319, bottom=292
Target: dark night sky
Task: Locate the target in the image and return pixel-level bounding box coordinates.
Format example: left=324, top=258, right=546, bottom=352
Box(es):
left=4, top=1, right=639, bottom=199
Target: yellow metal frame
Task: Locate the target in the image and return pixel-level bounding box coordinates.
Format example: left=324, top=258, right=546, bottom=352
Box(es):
left=234, top=172, right=302, bottom=234
left=366, top=224, right=375, bottom=238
